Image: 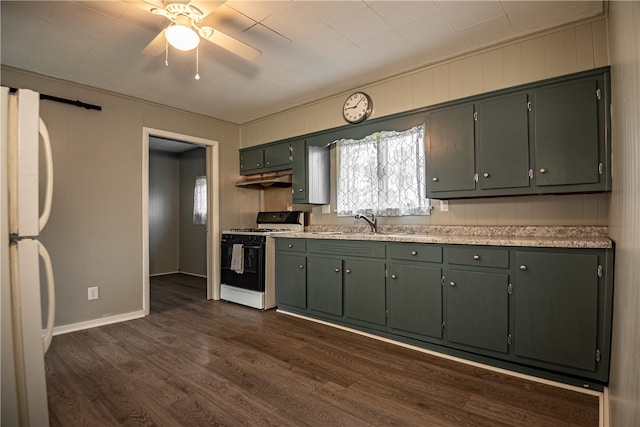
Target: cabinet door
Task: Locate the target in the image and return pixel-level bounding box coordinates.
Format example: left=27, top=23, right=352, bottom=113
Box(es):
left=533, top=79, right=600, bottom=186
left=445, top=269, right=509, bottom=353
left=514, top=251, right=599, bottom=371
left=388, top=264, right=442, bottom=339
left=239, top=147, right=264, bottom=174
left=476, top=93, right=530, bottom=190
left=264, top=142, right=291, bottom=169
left=307, top=256, right=342, bottom=316
left=427, top=104, right=475, bottom=193
left=291, top=140, right=307, bottom=202
left=275, top=254, right=306, bottom=309
left=344, top=259, right=386, bottom=326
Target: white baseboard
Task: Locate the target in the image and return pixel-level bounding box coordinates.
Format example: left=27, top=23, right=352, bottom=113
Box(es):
left=178, top=271, right=207, bottom=278
left=52, top=310, right=146, bottom=336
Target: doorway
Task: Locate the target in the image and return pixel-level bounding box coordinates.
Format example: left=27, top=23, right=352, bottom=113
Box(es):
left=142, top=127, right=220, bottom=316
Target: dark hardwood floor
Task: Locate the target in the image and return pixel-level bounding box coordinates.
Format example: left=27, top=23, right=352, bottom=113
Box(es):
left=45, top=274, right=599, bottom=426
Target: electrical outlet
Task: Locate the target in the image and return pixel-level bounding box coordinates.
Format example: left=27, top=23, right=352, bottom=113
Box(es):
left=88, top=286, right=99, bottom=301
left=321, top=204, right=331, bottom=214
left=440, top=200, right=449, bottom=212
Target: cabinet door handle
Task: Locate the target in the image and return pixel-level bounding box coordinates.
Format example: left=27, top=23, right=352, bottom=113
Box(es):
left=539, top=168, right=547, bottom=174
left=335, top=268, right=340, bottom=273
left=298, top=188, right=303, bottom=192
left=449, top=281, right=456, bottom=287
left=410, top=250, right=417, bottom=256
left=266, top=161, right=271, bottom=165
left=432, top=177, right=439, bottom=182
left=391, top=274, right=397, bottom=279
left=298, top=265, right=304, bottom=269
left=483, top=172, right=490, bottom=178
left=257, top=163, right=261, bottom=167
left=288, top=244, right=293, bottom=248
left=473, top=255, right=480, bottom=260
left=519, top=265, right=527, bottom=271
left=346, top=269, right=351, bottom=274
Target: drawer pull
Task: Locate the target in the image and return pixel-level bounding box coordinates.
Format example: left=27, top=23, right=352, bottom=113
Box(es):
left=298, top=188, right=303, bottom=192
left=346, top=269, right=351, bottom=274
left=335, top=268, right=340, bottom=273
left=519, top=265, right=527, bottom=271
left=256, top=163, right=261, bottom=167
left=473, top=255, right=480, bottom=260
left=539, top=168, right=547, bottom=174
left=449, top=281, right=456, bottom=287
left=298, top=265, right=304, bottom=269
left=391, top=274, right=397, bottom=280
left=432, top=177, right=439, bottom=182
left=288, top=244, right=293, bottom=248
left=483, top=172, right=490, bottom=178
left=411, top=250, right=417, bottom=256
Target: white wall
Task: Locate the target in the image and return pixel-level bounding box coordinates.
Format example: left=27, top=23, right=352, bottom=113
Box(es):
left=241, top=19, right=610, bottom=227
left=607, top=2, right=640, bottom=425
left=1, top=67, right=258, bottom=327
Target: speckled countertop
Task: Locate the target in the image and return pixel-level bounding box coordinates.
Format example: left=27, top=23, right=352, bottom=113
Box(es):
left=273, top=225, right=613, bottom=249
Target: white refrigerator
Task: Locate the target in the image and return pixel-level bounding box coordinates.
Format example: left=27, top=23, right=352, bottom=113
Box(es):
left=1, top=87, right=56, bottom=426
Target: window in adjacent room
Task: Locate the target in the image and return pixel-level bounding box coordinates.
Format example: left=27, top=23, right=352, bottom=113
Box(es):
left=336, top=124, right=429, bottom=217
left=193, top=175, right=207, bottom=225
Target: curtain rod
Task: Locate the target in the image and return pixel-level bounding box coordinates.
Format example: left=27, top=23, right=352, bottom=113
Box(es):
left=8, top=87, right=102, bottom=111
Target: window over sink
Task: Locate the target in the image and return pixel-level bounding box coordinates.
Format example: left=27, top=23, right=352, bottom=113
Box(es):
left=336, top=124, right=430, bottom=217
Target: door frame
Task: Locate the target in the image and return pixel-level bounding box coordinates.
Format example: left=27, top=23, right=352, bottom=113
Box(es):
left=142, top=127, right=220, bottom=315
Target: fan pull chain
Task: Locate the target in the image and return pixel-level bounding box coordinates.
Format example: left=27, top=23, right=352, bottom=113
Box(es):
left=195, top=45, right=200, bottom=80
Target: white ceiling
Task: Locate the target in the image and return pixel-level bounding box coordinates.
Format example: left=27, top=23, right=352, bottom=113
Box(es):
left=1, top=1, right=604, bottom=124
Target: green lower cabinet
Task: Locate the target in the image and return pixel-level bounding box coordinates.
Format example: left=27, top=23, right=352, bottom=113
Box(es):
left=275, top=254, right=306, bottom=309
left=344, top=259, right=386, bottom=326
left=514, top=251, right=599, bottom=372
left=445, top=269, right=509, bottom=354
left=387, top=263, right=442, bottom=339
left=307, top=256, right=343, bottom=316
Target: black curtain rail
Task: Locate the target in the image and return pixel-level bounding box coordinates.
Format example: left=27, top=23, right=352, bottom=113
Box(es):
left=9, top=87, right=102, bottom=111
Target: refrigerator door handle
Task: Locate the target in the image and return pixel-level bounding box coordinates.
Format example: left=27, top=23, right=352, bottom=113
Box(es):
left=38, top=117, right=53, bottom=232
left=38, top=241, right=55, bottom=352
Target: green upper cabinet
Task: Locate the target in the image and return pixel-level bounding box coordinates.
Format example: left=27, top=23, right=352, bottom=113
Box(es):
left=426, top=103, right=475, bottom=194
left=425, top=67, right=611, bottom=199
left=291, top=139, right=330, bottom=205
left=532, top=78, right=601, bottom=187
left=476, top=92, right=530, bottom=190
left=239, top=140, right=291, bottom=175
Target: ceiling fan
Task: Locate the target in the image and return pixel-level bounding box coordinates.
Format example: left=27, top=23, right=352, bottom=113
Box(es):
left=138, top=0, right=261, bottom=62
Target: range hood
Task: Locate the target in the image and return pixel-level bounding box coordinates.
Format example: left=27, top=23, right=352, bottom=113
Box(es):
left=235, top=170, right=292, bottom=189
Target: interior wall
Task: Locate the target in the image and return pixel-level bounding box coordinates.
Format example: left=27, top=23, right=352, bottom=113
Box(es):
left=240, top=19, right=610, bottom=227
left=607, top=2, right=640, bottom=425
left=149, top=150, right=180, bottom=275
left=1, top=67, right=256, bottom=328
left=179, top=147, right=207, bottom=276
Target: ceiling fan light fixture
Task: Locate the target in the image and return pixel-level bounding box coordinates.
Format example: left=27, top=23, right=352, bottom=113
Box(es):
left=165, top=22, right=200, bottom=51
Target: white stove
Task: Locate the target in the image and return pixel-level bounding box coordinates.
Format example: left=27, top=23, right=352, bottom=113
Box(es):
left=220, top=211, right=303, bottom=309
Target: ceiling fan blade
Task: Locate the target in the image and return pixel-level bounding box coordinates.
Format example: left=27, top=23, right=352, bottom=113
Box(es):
left=142, top=30, right=167, bottom=56
left=188, top=0, right=225, bottom=18
left=201, top=28, right=261, bottom=61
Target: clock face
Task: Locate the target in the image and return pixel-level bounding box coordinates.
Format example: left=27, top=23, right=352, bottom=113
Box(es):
left=343, top=92, right=372, bottom=123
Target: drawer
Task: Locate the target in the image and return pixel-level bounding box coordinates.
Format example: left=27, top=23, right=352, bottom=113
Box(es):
left=447, top=246, right=509, bottom=268
left=389, top=243, right=442, bottom=263
left=276, top=238, right=306, bottom=253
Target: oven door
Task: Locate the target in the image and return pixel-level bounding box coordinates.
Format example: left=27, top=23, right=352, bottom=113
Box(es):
left=221, top=241, right=265, bottom=292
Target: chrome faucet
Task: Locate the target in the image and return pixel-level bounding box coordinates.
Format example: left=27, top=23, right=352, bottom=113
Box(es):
left=354, top=213, right=377, bottom=233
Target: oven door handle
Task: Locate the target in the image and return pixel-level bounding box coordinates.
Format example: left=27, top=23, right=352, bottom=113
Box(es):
left=222, top=244, right=263, bottom=250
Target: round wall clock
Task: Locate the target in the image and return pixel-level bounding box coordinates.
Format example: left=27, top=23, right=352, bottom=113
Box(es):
left=342, top=92, right=373, bottom=124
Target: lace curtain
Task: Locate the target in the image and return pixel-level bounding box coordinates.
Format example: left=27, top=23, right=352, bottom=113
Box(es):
left=193, top=175, right=207, bottom=225
left=336, top=124, right=429, bottom=217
